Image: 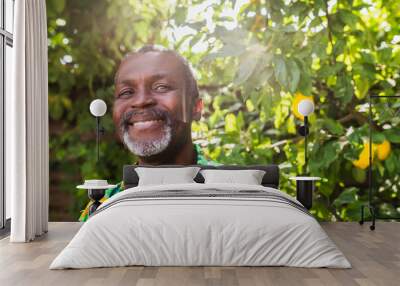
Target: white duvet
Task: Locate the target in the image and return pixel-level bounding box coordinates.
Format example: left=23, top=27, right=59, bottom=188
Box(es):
left=50, top=183, right=351, bottom=269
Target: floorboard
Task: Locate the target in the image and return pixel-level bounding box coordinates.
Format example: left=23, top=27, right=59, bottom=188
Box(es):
left=0, top=222, right=398, bottom=286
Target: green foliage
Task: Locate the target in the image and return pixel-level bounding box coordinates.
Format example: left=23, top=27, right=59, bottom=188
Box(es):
left=48, top=0, right=400, bottom=221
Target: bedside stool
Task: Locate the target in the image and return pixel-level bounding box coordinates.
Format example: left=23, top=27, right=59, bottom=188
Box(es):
left=77, top=180, right=117, bottom=215
left=289, top=176, right=321, bottom=210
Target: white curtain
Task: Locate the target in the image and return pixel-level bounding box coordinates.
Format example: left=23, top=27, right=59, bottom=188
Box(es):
left=8, top=0, right=49, bottom=242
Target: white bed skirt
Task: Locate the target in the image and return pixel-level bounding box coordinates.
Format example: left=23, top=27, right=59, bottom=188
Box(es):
left=50, top=183, right=351, bottom=269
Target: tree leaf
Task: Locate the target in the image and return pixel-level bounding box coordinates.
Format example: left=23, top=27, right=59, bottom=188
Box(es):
left=214, top=26, right=248, bottom=45
left=378, top=47, right=392, bottom=63
left=384, top=129, right=400, bottom=143
left=333, top=39, right=346, bottom=56
left=324, top=118, right=344, bottom=135
left=371, top=133, right=385, bottom=144
left=273, top=56, right=288, bottom=89
left=225, top=113, right=238, bottom=133
left=54, top=0, right=65, bottom=13
left=189, top=33, right=203, bottom=48
left=287, top=59, right=301, bottom=93
left=174, top=6, right=187, bottom=25
left=334, top=74, right=353, bottom=104
left=310, top=141, right=340, bottom=172
left=385, top=153, right=396, bottom=174
left=234, top=46, right=265, bottom=85
left=202, top=44, right=246, bottom=62
left=333, top=187, right=358, bottom=207
left=338, top=10, right=359, bottom=29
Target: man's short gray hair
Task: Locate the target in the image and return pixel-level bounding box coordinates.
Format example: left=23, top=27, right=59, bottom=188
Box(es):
left=115, top=44, right=199, bottom=100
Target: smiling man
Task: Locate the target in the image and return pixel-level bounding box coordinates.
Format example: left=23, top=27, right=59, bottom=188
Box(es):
left=113, top=45, right=203, bottom=165
left=79, top=45, right=217, bottom=221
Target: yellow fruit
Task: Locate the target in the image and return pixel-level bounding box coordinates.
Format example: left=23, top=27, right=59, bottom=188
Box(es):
left=376, top=140, right=391, bottom=161
left=352, top=142, right=376, bottom=169
left=292, top=92, right=313, bottom=121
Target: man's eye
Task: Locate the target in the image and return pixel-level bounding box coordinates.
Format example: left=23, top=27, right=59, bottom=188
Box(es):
left=154, top=85, right=170, bottom=92
left=118, top=90, right=133, bottom=98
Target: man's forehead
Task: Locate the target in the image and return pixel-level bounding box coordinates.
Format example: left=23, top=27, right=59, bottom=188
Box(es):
left=116, top=51, right=186, bottom=83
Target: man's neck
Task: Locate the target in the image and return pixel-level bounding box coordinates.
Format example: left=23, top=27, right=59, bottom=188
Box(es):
left=137, top=141, right=197, bottom=165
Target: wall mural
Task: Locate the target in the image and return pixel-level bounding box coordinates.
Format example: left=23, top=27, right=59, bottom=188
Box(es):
left=47, top=0, right=400, bottom=222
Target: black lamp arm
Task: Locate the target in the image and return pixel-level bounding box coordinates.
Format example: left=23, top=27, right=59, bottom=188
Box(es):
left=95, top=117, right=105, bottom=162
left=304, top=116, right=308, bottom=175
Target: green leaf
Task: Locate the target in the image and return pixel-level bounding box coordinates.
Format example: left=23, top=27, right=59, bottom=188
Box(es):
left=289, top=2, right=308, bottom=15
left=385, top=153, right=396, bottom=174
left=313, top=0, right=326, bottom=11
left=174, top=6, right=187, bottom=25
left=333, top=39, right=346, bottom=56
left=54, top=0, right=65, bottom=13
left=360, top=52, right=375, bottom=64
left=323, top=118, right=344, bottom=135
left=237, top=111, right=245, bottom=130
left=234, top=45, right=266, bottom=86
left=309, top=141, right=340, bottom=174
left=214, top=26, right=248, bottom=45
left=297, top=71, right=312, bottom=95
left=354, top=77, right=370, bottom=99
left=46, top=0, right=65, bottom=17
left=319, top=182, right=334, bottom=197
left=334, top=74, right=353, bottom=104
left=378, top=48, right=392, bottom=63
left=225, top=113, right=238, bottom=133
left=371, top=133, right=385, bottom=144
left=333, top=187, right=358, bottom=207
left=318, top=63, right=345, bottom=77
left=257, top=66, right=274, bottom=87
left=287, top=59, right=300, bottom=93
left=234, top=53, right=259, bottom=85
left=343, top=201, right=364, bottom=221
left=352, top=168, right=366, bottom=183
left=189, top=33, right=203, bottom=48
left=384, top=129, right=400, bottom=143
left=309, top=17, right=322, bottom=28
left=186, top=20, right=206, bottom=31
left=202, top=44, right=246, bottom=62
left=273, top=56, right=287, bottom=89
left=338, top=10, right=359, bottom=28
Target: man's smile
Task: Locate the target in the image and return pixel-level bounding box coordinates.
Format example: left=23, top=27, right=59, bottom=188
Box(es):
left=128, top=119, right=165, bottom=131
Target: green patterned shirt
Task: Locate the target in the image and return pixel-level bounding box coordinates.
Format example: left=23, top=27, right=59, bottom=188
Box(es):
left=79, top=144, right=218, bottom=222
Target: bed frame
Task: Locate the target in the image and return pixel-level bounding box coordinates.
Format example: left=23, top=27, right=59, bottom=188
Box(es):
left=123, top=164, right=280, bottom=189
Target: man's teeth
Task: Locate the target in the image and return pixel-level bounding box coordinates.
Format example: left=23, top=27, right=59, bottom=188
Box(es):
left=132, top=120, right=163, bottom=127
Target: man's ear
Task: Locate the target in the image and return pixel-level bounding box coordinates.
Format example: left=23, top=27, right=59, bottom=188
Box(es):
left=191, top=98, right=203, bottom=121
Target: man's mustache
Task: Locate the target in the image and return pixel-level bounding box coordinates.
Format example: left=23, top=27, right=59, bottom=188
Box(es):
left=119, top=108, right=175, bottom=131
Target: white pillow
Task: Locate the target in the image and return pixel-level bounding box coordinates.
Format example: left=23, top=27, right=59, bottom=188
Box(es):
left=135, top=166, right=201, bottom=186
left=200, top=169, right=266, bottom=185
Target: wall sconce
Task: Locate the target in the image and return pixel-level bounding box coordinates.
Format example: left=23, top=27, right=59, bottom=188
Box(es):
left=89, top=99, right=107, bottom=162
left=297, top=99, right=315, bottom=175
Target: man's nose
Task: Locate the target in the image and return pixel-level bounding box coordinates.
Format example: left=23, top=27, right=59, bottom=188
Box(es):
left=130, top=87, right=156, bottom=108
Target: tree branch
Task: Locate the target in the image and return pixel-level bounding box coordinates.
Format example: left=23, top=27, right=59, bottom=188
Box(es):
left=324, top=0, right=336, bottom=66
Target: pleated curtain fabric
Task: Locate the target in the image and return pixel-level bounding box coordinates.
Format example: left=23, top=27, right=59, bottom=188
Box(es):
left=8, top=0, right=49, bottom=242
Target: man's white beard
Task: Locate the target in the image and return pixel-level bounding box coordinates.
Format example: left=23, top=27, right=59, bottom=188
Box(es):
left=122, top=125, right=172, bottom=157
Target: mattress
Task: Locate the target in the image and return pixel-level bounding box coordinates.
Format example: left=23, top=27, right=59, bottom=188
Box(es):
left=50, top=183, right=351, bottom=269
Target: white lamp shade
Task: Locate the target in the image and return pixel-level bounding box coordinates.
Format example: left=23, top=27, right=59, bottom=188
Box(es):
left=298, top=99, right=314, bottom=116
left=89, top=99, right=107, bottom=117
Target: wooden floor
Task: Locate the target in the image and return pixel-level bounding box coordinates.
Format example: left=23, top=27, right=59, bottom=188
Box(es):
left=0, top=222, right=398, bottom=286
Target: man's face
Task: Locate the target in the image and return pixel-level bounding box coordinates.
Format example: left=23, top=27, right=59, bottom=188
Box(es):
left=113, top=51, right=198, bottom=158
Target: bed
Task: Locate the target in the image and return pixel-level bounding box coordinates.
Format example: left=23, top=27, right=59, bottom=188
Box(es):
left=49, top=165, right=351, bottom=269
